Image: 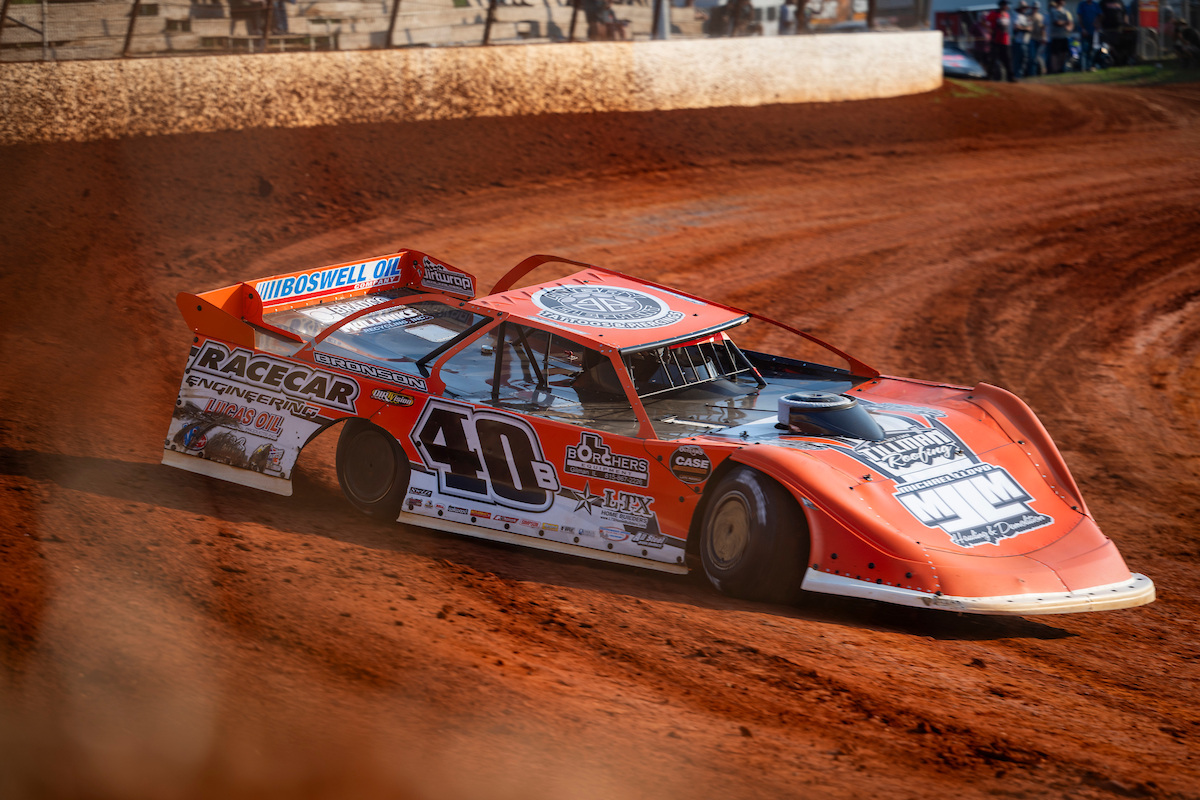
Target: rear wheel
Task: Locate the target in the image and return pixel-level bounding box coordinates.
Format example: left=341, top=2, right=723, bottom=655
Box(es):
left=336, top=419, right=410, bottom=520
left=700, top=466, right=809, bottom=603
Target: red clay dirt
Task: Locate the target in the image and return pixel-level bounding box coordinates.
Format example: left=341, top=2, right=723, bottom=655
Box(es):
left=3, top=78, right=1200, bottom=800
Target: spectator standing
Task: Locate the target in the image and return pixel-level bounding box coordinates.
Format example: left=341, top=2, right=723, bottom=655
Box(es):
left=985, top=0, right=1018, bottom=81
left=583, top=0, right=602, bottom=39
left=271, top=0, right=294, bottom=34
left=780, top=0, right=797, bottom=34
left=1076, top=0, right=1101, bottom=70
left=597, top=0, right=629, bottom=39
left=1048, top=0, right=1074, bottom=72
left=1029, top=2, right=1048, bottom=75
left=1013, top=3, right=1034, bottom=78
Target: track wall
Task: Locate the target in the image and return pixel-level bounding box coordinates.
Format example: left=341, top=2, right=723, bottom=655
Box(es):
left=0, top=33, right=942, bottom=145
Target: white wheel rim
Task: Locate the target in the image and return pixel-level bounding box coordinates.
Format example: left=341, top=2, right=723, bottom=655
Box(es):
left=709, top=494, right=751, bottom=569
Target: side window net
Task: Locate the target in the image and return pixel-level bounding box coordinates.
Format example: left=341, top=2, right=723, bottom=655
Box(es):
left=624, top=337, right=763, bottom=398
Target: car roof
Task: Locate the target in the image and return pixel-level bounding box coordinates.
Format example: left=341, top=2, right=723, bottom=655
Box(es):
left=471, top=268, right=749, bottom=352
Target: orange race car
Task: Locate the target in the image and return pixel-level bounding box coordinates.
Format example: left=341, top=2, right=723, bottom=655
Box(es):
left=163, top=249, right=1154, bottom=615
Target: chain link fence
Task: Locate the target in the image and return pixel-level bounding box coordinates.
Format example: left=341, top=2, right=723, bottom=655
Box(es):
left=0, top=0, right=931, bottom=62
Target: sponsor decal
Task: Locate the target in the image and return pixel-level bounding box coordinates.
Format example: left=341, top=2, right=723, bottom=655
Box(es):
left=541, top=523, right=559, bottom=532
left=669, top=445, right=712, bottom=485
left=199, top=431, right=249, bottom=467
left=530, top=285, right=684, bottom=330
left=495, top=515, right=519, bottom=524
left=561, top=525, right=576, bottom=535
left=202, top=399, right=286, bottom=440
left=256, top=256, right=404, bottom=306
left=564, top=432, right=649, bottom=487
left=192, top=341, right=359, bottom=413
left=372, top=388, right=416, bottom=406
left=562, top=481, right=658, bottom=533
left=249, top=444, right=285, bottom=474
left=419, top=256, right=474, bottom=296
left=601, top=527, right=629, bottom=542
left=448, top=505, right=469, bottom=515
left=312, top=352, right=427, bottom=393
left=831, top=405, right=1053, bottom=548
left=600, top=489, right=654, bottom=528
left=412, top=398, right=560, bottom=512
left=520, top=519, right=541, bottom=529
left=184, top=377, right=320, bottom=420
left=894, top=465, right=1053, bottom=549
left=471, top=509, right=492, bottom=519
left=301, top=297, right=431, bottom=335
left=633, top=531, right=667, bottom=549
left=410, top=487, right=432, bottom=497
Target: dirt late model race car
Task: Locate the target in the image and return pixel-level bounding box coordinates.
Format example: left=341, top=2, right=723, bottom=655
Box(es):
left=163, top=249, right=1154, bottom=616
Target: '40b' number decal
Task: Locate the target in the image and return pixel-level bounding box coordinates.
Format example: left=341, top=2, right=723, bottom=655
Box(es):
left=412, top=399, right=560, bottom=512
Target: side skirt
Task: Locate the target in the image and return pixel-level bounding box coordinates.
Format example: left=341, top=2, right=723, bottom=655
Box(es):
left=162, top=449, right=293, bottom=496
left=396, top=509, right=689, bottom=575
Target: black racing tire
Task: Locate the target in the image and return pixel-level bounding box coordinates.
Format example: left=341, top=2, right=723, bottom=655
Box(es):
left=336, top=419, right=411, bottom=521
left=699, top=466, right=809, bottom=604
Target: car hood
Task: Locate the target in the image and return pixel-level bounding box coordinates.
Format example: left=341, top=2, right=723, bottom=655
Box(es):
left=705, top=381, right=1096, bottom=561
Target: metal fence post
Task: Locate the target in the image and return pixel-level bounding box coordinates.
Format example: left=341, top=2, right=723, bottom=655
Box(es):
left=123, top=0, right=142, bottom=56
left=0, top=0, right=10, bottom=47
left=652, top=0, right=668, bottom=39
left=386, top=0, right=402, bottom=47
left=483, top=0, right=497, bottom=44
left=263, top=2, right=273, bottom=50
left=568, top=0, right=580, bottom=41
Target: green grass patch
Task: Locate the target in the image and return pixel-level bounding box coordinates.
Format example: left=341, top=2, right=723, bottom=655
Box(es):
left=1032, top=62, right=1200, bottom=86
left=946, top=78, right=1002, bottom=98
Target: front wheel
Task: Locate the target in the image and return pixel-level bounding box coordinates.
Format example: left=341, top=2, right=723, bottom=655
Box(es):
left=336, top=419, right=410, bottom=520
left=699, top=466, right=809, bottom=603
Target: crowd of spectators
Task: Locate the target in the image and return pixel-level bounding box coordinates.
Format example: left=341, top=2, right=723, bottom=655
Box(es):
left=970, top=0, right=1198, bottom=81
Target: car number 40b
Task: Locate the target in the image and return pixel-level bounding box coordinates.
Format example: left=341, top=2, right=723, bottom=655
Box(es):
left=412, top=399, right=560, bottom=512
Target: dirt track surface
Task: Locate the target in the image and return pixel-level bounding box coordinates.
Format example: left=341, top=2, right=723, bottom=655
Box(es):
left=4, top=79, right=1200, bottom=800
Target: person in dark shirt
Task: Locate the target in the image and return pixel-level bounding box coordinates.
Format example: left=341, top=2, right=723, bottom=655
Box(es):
left=985, top=0, right=1018, bottom=81
left=1076, top=0, right=1101, bottom=70
left=1047, top=0, right=1074, bottom=73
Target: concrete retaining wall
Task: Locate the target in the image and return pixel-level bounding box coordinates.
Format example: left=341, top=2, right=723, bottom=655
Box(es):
left=0, top=33, right=942, bottom=145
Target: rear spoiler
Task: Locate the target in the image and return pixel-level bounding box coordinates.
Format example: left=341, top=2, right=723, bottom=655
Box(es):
left=176, top=249, right=477, bottom=346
